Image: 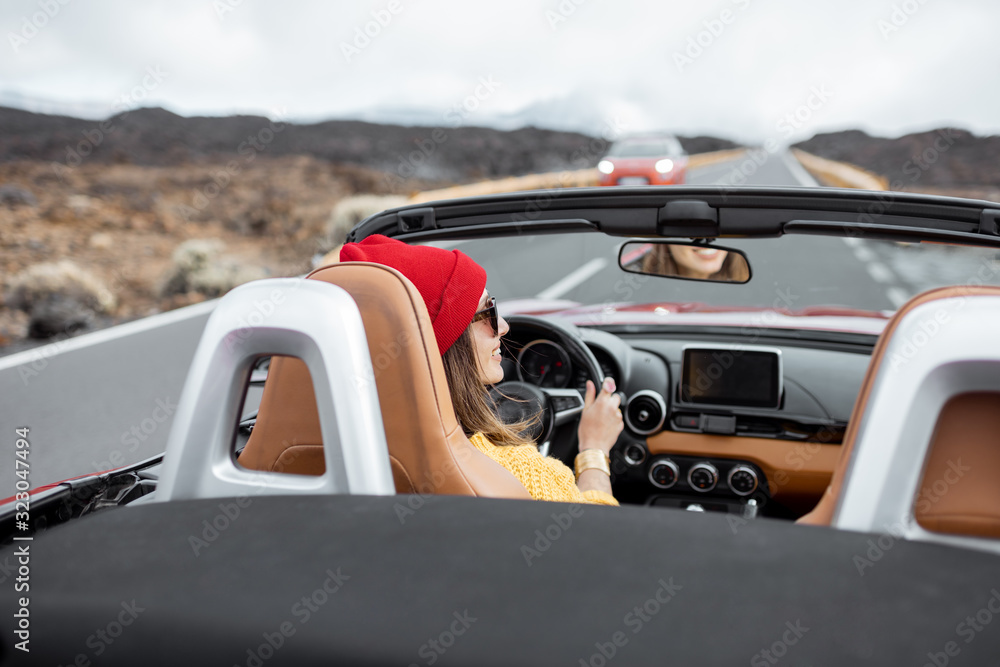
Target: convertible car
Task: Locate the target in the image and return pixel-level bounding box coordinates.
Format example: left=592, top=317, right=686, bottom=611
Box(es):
left=4, top=186, right=1000, bottom=665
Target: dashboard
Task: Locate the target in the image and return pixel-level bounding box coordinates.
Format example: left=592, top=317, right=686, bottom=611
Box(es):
left=507, top=338, right=620, bottom=393
left=500, top=320, right=874, bottom=519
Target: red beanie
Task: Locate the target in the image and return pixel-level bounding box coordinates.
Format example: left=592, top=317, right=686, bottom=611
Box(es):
left=340, top=235, right=488, bottom=355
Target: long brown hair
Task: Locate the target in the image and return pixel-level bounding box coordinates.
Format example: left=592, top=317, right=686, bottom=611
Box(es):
left=441, top=327, right=537, bottom=447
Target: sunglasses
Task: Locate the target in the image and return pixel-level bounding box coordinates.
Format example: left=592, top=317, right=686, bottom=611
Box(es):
left=471, top=296, right=499, bottom=336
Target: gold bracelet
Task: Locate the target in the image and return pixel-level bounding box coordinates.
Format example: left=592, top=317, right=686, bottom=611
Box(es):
left=575, top=449, right=611, bottom=480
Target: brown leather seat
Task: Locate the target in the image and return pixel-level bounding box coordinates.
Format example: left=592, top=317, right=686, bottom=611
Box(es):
left=912, top=391, right=1000, bottom=538
left=798, top=285, right=1000, bottom=530
left=238, top=262, right=531, bottom=499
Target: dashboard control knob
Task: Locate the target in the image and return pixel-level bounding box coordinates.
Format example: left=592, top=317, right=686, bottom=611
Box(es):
left=728, top=465, right=759, bottom=496
left=648, top=458, right=679, bottom=489
left=623, top=443, right=646, bottom=466
left=687, top=462, right=719, bottom=492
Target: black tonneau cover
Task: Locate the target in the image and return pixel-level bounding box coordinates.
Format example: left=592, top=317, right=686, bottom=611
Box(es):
left=3, top=495, right=998, bottom=665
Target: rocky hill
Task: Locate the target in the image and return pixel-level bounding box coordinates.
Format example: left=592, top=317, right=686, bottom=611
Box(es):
left=794, top=128, right=1000, bottom=196
left=0, top=106, right=741, bottom=184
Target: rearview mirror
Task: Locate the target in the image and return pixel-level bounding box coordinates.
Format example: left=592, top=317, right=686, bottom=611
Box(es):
left=619, top=241, right=751, bottom=284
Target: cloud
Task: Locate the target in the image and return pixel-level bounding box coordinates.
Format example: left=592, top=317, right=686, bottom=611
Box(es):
left=2, top=0, right=998, bottom=141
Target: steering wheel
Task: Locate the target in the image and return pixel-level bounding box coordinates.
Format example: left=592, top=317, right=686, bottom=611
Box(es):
left=490, top=314, right=606, bottom=459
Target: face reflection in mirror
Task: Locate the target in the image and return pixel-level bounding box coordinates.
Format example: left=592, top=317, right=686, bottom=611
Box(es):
left=620, top=242, right=751, bottom=284
left=668, top=245, right=728, bottom=280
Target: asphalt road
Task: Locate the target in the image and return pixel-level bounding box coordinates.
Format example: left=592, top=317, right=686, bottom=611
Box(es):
left=0, top=302, right=217, bottom=488
left=464, top=150, right=905, bottom=313
left=0, top=150, right=905, bottom=487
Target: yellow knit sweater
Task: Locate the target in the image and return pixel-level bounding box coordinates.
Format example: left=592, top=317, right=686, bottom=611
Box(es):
left=469, top=433, right=619, bottom=506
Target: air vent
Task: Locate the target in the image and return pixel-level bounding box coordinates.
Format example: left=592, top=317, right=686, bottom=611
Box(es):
left=625, top=390, right=667, bottom=435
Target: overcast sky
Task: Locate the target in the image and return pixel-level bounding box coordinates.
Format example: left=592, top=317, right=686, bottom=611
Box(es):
left=2, top=0, right=997, bottom=143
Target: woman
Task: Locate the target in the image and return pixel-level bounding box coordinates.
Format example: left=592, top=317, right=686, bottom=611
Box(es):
left=641, top=244, right=749, bottom=281
left=341, top=235, right=623, bottom=506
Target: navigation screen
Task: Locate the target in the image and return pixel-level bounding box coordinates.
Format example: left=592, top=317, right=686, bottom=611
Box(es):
left=680, top=347, right=781, bottom=409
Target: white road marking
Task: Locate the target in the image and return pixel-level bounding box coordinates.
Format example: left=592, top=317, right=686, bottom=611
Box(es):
left=866, top=262, right=894, bottom=284
left=852, top=245, right=877, bottom=263
left=887, top=287, right=910, bottom=308
left=536, top=258, right=609, bottom=300
left=0, top=299, right=219, bottom=371
left=781, top=150, right=821, bottom=187
left=840, top=237, right=910, bottom=309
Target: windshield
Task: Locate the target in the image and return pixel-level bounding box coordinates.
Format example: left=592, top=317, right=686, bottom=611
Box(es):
left=432, top=233, right=1000, bottom=325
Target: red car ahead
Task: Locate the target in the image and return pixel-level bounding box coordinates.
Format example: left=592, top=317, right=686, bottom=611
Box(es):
left=598, top=135, right=688, bottom=186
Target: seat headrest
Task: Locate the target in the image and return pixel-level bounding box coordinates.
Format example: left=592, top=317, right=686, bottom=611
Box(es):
left=915, top=391, right=1000, bottom=539
left=239, top=262, right=530, bottom=500
left=798, top=284, right=1000, bottom=526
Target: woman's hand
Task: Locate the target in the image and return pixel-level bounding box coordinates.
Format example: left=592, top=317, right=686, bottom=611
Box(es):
left=577, top=377, right=624, bottom=455
left=575, top=377, right=624, bottom=498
